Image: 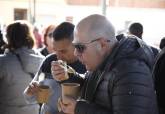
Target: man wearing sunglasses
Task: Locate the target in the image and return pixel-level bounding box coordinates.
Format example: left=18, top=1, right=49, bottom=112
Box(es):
left=52, top=14, right=158, bottom=114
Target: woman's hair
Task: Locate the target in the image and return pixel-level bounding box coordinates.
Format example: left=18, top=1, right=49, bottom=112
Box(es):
left=6, top=20, right=35, bottom=50
left=43, top=25, right=56, bottom=46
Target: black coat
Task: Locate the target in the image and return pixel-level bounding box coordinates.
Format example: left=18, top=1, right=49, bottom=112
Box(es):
left=75, top=37, right=158, bottom=114
left=153, top=47, right=165, bottom=114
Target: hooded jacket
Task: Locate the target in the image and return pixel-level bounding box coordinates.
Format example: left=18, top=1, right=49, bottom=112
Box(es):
left=75, top=36, right=158, bottom=114
left=0, top=47, right=44, bottom=114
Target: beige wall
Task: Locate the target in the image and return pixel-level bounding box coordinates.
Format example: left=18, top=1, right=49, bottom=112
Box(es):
left=109, top=0, right=165, bottom=8
left=0, top=0, right=29, bottom=24
left=66, top=0, right=165, bottom=8
left=1, top=0, right=165, bottom=25
left=0, top=0, right=68, bottom=25
left=0, top=0, right=165, bottom=46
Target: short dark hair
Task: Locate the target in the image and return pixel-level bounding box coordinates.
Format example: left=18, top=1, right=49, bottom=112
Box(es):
left=53, top=22, right=74, bottom=41
left=160, top=37, right=165, bottom=49
left=129, top=22, right=143, bottom=39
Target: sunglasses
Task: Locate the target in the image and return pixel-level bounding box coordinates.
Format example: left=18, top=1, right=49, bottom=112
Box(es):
left=73, top=38, right=110, bottom=53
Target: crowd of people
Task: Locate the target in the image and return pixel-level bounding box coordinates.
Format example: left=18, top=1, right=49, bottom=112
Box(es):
left=0, top=14, right=165, bottom=114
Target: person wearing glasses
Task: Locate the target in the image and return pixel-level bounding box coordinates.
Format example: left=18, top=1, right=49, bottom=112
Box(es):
left=24, top=22, right=86, bottom=114
left=52, top=14, right=158, bottom=114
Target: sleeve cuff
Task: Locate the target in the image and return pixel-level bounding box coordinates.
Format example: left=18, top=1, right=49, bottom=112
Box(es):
left=75, top=100, right=88, bottom=114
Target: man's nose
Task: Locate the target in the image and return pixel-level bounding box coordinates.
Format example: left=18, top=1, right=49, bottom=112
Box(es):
left=74, top=49, right=81, bottom=57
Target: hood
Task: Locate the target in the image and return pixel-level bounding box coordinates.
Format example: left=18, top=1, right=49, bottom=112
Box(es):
left=112, top=36, right=154, bottom=70
left=14, top=47, right=44, bottom=74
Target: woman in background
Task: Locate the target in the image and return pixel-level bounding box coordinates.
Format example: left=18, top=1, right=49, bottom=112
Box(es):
left=39, top=24, right=56, bottom=56
left=0, top=20, right=44, bottom=114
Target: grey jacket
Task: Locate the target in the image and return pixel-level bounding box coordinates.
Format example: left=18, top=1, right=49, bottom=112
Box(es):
left=0, top=47, right=44, bottom=114
left=75, top=37, right=158, bottom=114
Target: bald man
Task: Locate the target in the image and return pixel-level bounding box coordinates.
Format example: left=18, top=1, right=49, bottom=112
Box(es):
left=52, top=14, right=158, bottom=114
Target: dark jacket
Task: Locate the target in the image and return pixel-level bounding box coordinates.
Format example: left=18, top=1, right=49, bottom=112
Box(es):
left=151, top=46, right=159, bottom=58
left=75, top=37, right=158, bottom=114
left=39, top=47, right=49, bottom=56
left=24, top=53, right=86, bottom=114
left=153, top=47, right=165, bottom=114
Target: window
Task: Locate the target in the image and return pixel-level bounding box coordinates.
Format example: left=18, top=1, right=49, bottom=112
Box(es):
left=66, top=16, right=73, bottom=23
left=14, top=9, right=27, bottom=20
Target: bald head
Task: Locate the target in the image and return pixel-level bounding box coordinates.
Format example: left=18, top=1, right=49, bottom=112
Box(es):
left=73, top=14, right=118, bottom=71
left=74, top=14, right=116, bottom=45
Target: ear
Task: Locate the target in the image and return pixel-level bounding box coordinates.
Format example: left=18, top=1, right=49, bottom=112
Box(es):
left=96, top=43, right=102, bottom=51
left=99, top=38, right=108, bottom=49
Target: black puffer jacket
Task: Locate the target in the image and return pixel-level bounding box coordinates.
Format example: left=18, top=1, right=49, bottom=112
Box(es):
left=75, top=37, right=158, bottom=114
left=153, top=47, right=165, bottom=114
